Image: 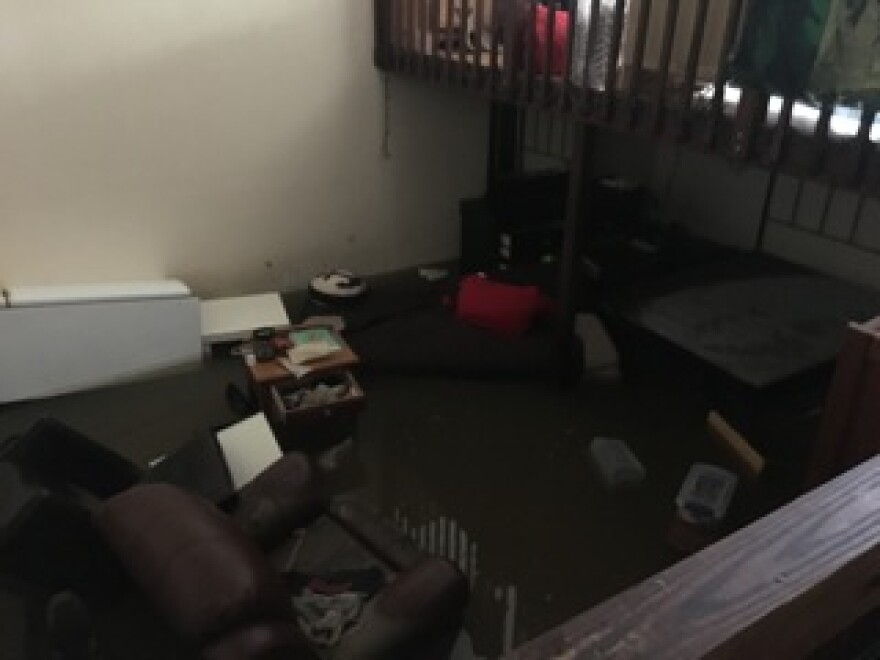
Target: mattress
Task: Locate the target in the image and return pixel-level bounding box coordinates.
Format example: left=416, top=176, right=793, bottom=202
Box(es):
left=608, top=253, right=880, bottom=391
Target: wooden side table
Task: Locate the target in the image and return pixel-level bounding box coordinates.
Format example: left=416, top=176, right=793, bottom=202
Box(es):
left=244, top=326, right=364, bottom=451
left=245, top=326, right=360, bottom=412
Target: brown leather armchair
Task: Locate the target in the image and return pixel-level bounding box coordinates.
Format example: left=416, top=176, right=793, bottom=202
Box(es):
left=98, top=455, right=469, bottom=660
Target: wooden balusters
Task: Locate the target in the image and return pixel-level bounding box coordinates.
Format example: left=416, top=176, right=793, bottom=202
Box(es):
left=649, top=0, right=679, bottom=133
left=578, top=0, right=602, bottom=117
left=502, top=0, right=521, bottom=97
left=849, top=106, right=877, bottom=186
left=704, top=0, right=744, bottom=148
left=601, top=0, right=627, bottom=122
left=474, top=0, right=486, bottom=88
left=673, top=0, right=709, bottom=140
left=373, top=0, right=880, bottom=196
left=445, top=0, right=455, bottom=82
left=730, top=88, right=767, bottom=161
left=763, top=97, right=794, bottom=167
left=539, top=0, right=558, bottom=105
left=419, top=0, right=430, bottom=75
left=458, top=0, right=471, bottom=86
left=431, top=0, right=443, bottom=79
left=520, top=0, right=537, bottom=104
left=813, top=103, right=835, bottom=175
left=556, top=0, right=578, bottom=112
left=627, top=0, right=652, bottom=127
left=785, top=101, right=832, bottom=178
left=489, top=0, right=502, bottom=92
left=825, top=105, right=876, bottom=185
left=864, top=131, right=880, bottom=197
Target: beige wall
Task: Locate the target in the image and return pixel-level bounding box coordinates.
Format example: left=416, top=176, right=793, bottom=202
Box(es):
left=0, top=0, right=488, bottom=297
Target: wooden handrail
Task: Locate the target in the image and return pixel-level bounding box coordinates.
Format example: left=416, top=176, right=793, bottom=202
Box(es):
left=505, top=455, right=880, bottom=659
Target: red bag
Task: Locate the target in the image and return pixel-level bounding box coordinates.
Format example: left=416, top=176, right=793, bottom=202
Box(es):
left=533, top=5, right=570, bottom=76
left=455, top=275, right=550, bottom=338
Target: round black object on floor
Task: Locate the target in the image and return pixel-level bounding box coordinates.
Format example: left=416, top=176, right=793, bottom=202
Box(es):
left=308, top=270, right=368, bottom=307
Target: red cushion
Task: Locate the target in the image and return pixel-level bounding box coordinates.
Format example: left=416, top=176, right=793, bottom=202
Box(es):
left=455, top=275, right=545, bottom=338
left=533, top=5, right=570, bottom=76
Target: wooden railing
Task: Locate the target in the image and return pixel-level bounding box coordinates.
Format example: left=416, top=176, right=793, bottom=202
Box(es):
left=374, top=0, right=880, bottom=195
left=504, top=454, right=880, bottom=659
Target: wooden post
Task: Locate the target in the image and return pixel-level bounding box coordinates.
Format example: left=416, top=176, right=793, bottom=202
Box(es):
left=556, top=121, right=595, bottom=382
left=487, top=101, right=522, bottom=193
left=807, top=318, right=880, bottom=488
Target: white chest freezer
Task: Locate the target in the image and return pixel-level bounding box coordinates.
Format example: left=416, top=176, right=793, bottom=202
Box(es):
left=0, top=280, right=202, bottom=403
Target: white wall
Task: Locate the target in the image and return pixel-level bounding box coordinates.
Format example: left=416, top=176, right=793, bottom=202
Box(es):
left=0, top=0, right=488, bottom=297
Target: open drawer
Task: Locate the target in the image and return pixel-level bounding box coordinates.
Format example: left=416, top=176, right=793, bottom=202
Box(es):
left=269, top=370, right=365, bottom=451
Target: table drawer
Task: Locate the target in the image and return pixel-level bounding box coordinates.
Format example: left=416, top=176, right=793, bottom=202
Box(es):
left=269, top=371, right=365, bottom=450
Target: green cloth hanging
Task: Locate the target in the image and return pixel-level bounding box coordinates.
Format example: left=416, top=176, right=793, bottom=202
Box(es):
left=729, top=0, right=833, bottom=97
left=810, top=0, right=880, bottom=103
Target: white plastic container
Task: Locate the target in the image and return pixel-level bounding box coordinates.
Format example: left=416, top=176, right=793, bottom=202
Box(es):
left=587, top=437, right=646, bottom=489
left=676, top=463, right=738, bottom=525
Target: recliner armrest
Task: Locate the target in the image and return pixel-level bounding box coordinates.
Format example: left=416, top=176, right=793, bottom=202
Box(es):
left=329, top=500, right=422, bottom=571
left=332, top=557, right=469, bottom=660
left=231, top=453, right=326, bottom=549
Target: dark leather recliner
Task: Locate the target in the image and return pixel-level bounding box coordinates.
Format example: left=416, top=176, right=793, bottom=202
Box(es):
left=0, top=418, right=242, bottom=600
left=99, top=481, right=469, bottom=659
left=0, top=419, right=469, bottom=658
left=0, top=461, right=125, bottom=601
